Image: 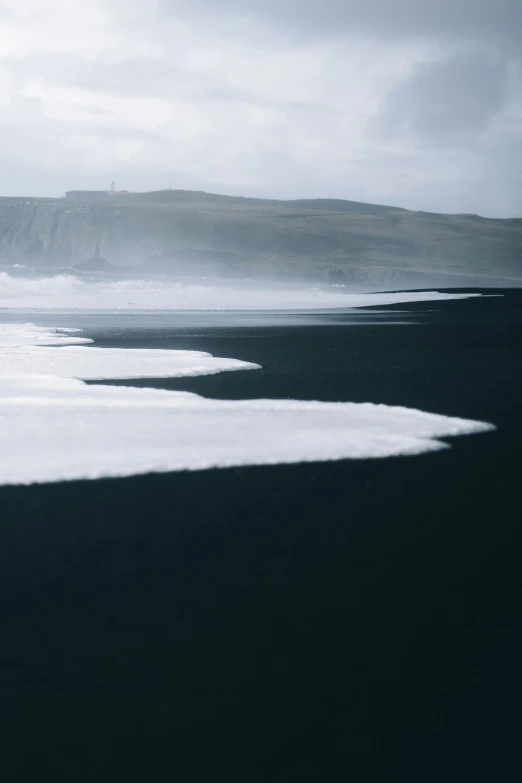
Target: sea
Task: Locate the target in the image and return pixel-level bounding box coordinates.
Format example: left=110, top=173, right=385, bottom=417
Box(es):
left=0, top=279, right=521, bottom=781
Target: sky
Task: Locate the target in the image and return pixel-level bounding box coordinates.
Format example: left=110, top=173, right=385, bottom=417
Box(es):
left=0, top=0, right=521, bottom=216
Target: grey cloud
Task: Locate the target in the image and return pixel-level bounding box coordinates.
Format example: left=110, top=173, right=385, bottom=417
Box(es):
left=0, top=54, right=200, bottom=99
left=82, top=125, right=168, bottom=142
left=6, top=53, right=332, bottom=115
left=166, top=0, right=522, bottom=49
left=0, top=0, right=521, bottom=215
left=381, top=49, right=509, bottom=142
left=0, top=99, right=164, bottom=147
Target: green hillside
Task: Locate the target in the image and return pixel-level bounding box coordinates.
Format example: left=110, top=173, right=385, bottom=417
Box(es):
left=1, top=189, right=521, bottom=286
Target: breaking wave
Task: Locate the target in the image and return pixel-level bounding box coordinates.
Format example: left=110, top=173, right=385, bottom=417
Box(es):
left=0, top=323, right=494, bottom=486
left=0, top=272, right=481, bottom=311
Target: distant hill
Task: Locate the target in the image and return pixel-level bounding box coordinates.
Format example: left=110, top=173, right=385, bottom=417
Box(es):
left=0, top=189, right=521, bottom=286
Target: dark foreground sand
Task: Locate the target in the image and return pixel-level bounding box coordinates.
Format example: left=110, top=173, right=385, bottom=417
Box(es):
left=0, top=291, right=521, bottom=781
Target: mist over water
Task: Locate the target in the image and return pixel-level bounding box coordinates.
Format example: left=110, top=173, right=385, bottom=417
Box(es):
left=0, top=272, right=480, bottom=311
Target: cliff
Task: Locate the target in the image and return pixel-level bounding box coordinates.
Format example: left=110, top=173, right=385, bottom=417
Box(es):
left=0, top=190, right=521, bottom=285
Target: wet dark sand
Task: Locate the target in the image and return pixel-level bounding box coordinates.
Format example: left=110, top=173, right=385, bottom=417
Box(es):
left=0, top=291, right=521, bottom=781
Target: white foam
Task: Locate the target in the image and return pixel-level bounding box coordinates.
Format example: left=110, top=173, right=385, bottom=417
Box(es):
left=0, top=323, right=92, bottom=347
left=0, top=374, right=493, bottom=486
left=0, top=323, right=494, bottom=486
left=0, top=323, right=260, bottom=380
left=0, top=273, right=480, bottom=311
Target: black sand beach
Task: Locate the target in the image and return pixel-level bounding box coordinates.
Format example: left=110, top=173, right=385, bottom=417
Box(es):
left=1, top=291, right=521, bottom=781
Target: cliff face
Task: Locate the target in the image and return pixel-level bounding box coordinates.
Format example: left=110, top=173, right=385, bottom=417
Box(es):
left=0, top=197, right=146, bottom=268
left=0, top=191, right=521, bottom=285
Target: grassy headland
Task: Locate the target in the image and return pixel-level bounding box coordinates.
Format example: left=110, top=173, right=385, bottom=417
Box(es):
left=0, top=189, right=520, bottom=286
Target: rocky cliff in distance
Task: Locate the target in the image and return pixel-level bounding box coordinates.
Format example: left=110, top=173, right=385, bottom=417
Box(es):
left=1, top=190, right=521, bottom=286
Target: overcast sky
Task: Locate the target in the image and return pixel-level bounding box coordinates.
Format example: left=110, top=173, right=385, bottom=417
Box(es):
left=0, top=0, right=521, bottom=216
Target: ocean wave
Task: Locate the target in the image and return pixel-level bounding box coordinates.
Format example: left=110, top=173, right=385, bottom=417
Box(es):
left=0, top=323, right=494, bottom=486
left=0, top=272, right=480, bottom=311
left=0, top=323, right=260, bottom=380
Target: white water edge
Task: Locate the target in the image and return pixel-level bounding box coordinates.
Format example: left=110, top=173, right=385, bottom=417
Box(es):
left=0, top=324, right=494, bottom=486
left=0, top=324, right=260, bottom=380
left=0, top=272, right=482, bottom=311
